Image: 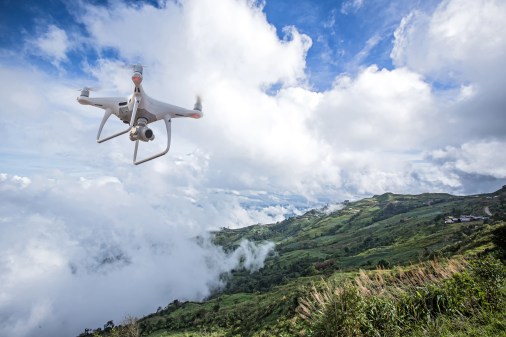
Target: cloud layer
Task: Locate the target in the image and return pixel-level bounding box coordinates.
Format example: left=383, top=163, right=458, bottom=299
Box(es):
left=0, top=173, right=276, bottom=337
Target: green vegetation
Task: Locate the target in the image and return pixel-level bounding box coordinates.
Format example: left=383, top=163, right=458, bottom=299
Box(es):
left=298, top=256, right=505, bottom=337
left=81, top=186, right=506, bottom=337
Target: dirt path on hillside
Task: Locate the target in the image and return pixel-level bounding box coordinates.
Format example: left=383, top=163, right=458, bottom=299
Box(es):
left=484, top=206, right=492, bottom=216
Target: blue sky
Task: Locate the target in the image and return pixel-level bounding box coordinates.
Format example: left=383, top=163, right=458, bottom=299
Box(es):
left=1, top=1, right=506, bottom=336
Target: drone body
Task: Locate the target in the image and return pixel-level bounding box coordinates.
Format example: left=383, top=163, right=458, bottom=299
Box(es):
left=77, top=64, right=203, bottom=165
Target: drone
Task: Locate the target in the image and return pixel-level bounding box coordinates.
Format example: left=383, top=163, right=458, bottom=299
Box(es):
left=77, top=64, right=203, bottom=165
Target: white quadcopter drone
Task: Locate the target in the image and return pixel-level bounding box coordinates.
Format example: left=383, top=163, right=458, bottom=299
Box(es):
left=77, top=64, right=203, bottom=165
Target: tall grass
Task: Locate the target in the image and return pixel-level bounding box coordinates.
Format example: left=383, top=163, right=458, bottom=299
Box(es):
left=297, top=256, right=505, bottom=337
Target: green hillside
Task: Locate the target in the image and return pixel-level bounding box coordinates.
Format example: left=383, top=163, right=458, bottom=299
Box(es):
left=81, top=187, right=506, bottom=337
left=214, top=189, right=504, bottom=296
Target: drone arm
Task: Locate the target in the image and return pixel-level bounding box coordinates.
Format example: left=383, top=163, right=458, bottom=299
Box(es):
left=133, top=115, right=172, bottom=165
left=169, top=106, right=203, bottom=119
left=77, top=96, right=126, bottom=108
left=150, top=97, right=203, bottom=119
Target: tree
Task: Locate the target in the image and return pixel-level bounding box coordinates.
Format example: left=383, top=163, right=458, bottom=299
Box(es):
left=121, top=316, right=140, bottom=337
left=104, top=320, right=114, bottom=332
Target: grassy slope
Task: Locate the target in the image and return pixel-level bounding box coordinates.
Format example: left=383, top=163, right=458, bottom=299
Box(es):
left=139, top=187, right=506, bottom=337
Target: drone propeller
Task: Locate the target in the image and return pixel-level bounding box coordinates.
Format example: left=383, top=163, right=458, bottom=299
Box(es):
left=122, top=63, right=147, bottom=68
left=194, top=95, right=202, bottom=112
left=77, top=87, right=97, bottom=98
left=122, top=64, right=147, bottom=73
left=77, top=87, right=97, bottom=92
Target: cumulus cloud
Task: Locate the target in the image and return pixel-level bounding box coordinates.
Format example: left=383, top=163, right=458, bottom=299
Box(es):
left=314, top=65, right=436, bottom=150
left=391, top=0, right=506, bottom=153
left=79, top=0, right=311, bottom=90
left=391, top=0, right=506, bottom=84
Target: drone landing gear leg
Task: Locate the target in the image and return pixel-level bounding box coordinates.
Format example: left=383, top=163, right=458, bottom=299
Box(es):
left=96, top=110, right=130, bottom=143
left=97, top=97, right=140, bottom=143
left=133, top=115, right=172, bottom=165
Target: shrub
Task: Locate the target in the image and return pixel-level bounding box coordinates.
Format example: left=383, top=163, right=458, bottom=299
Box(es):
left=298, top=282, right=369, bottom=337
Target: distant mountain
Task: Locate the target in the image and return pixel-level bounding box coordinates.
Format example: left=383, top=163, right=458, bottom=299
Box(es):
left=81, top=186, right=506, bottom=337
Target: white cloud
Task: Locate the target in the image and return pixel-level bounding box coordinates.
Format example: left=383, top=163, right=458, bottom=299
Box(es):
left=428, top=140, right=506, bottom=178
left=352, top=33, right=382, bottom=66
left=313, top=65, right=435, bottom=150
left=0, top=173, right=275, bottom=337
left=391, top=0, right=506, bottom=143
left=28, top=25, right=70, bottom=66
left=341, top=0, right=364, bottom=15
left=80, top=0, right=311, bottom=91
left=322, top=202, right=344, bottom=215
left=391, top=0, right=506, bottom=84
left=226, top=240, right=275, bottom=272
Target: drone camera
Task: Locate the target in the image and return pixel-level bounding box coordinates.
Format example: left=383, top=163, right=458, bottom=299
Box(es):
left=144, top=128, right=154, bottom=139
left=130, top=118, right=155, bottom=142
